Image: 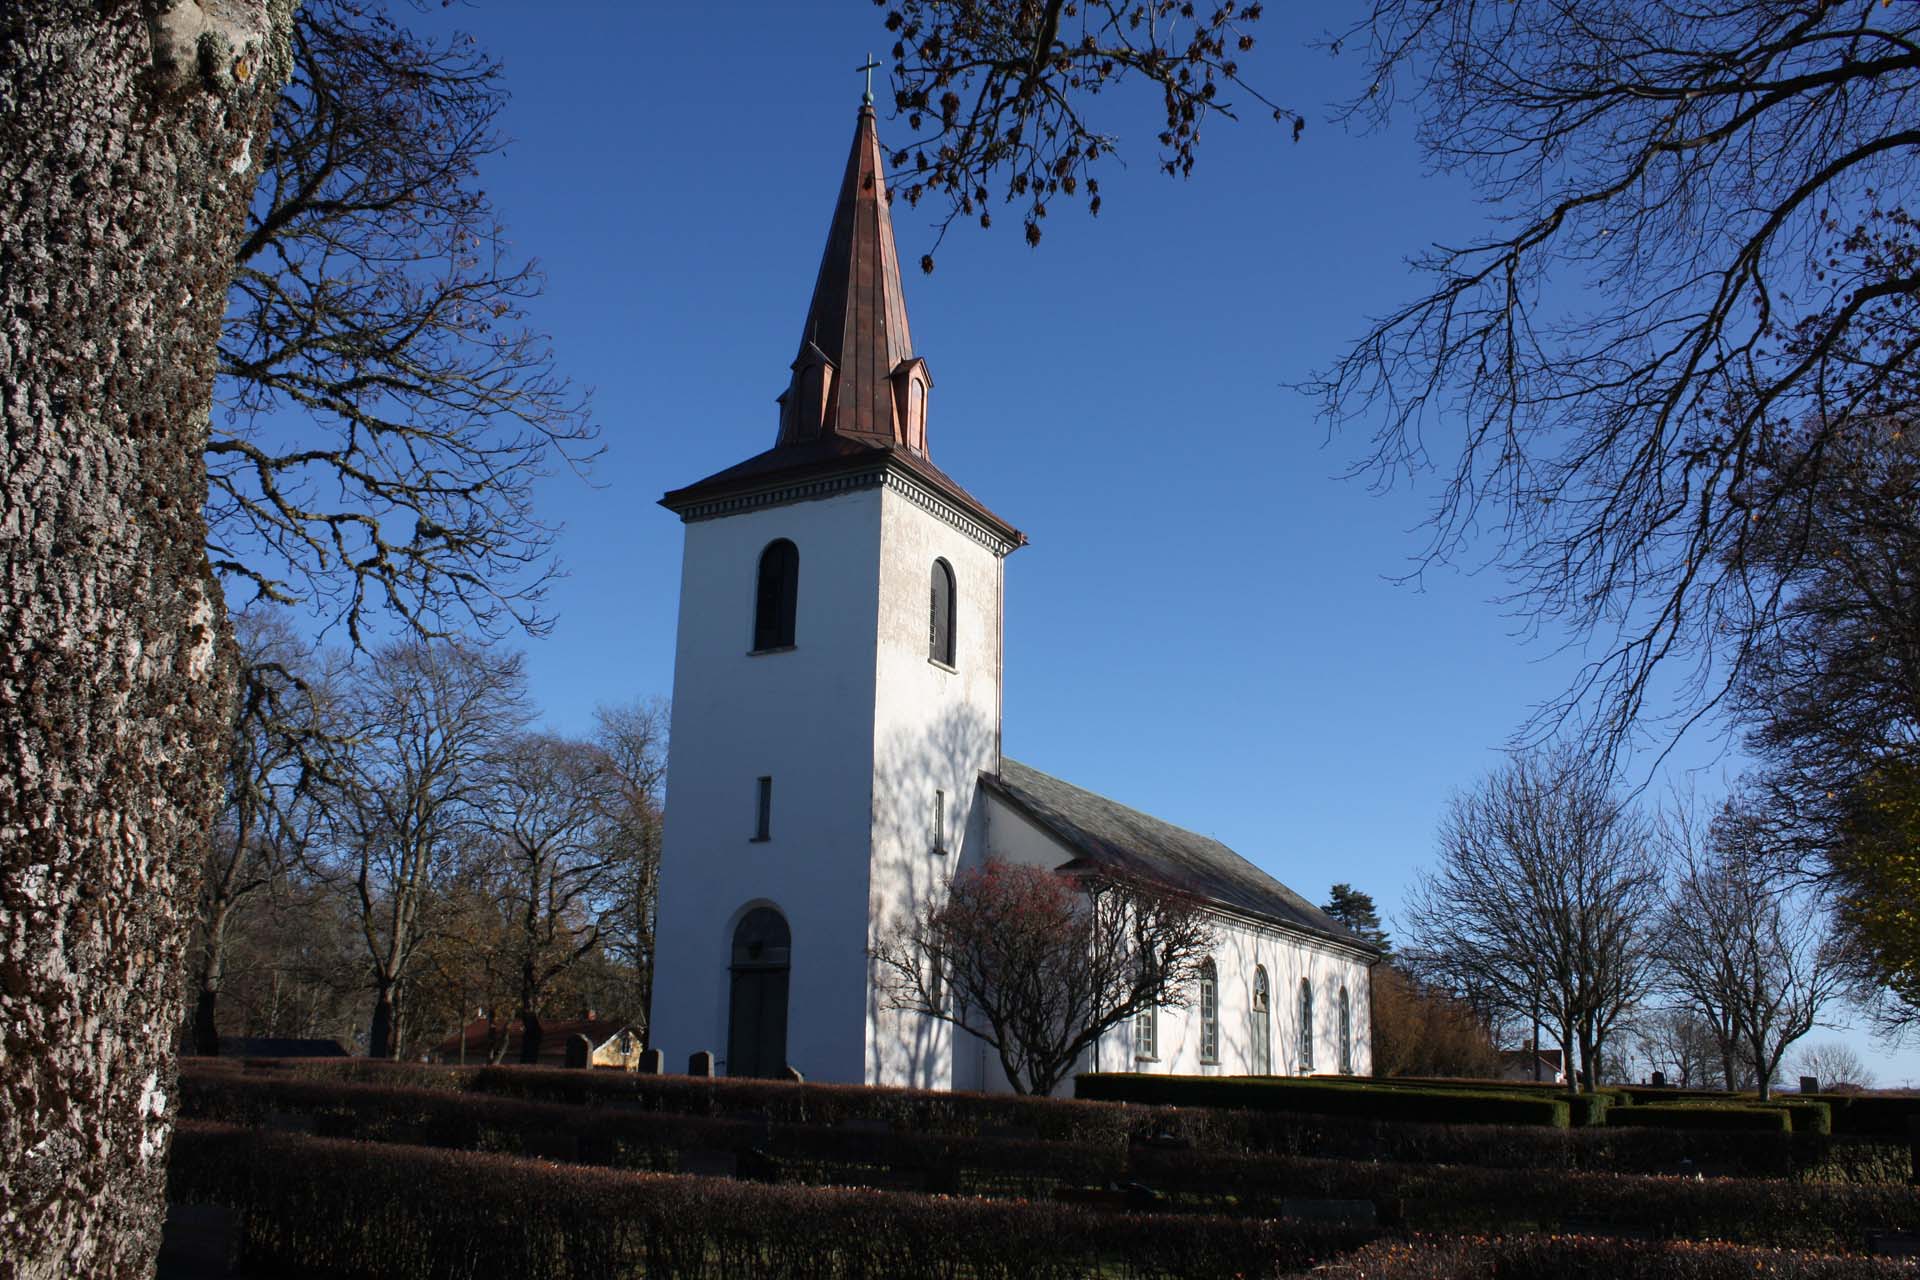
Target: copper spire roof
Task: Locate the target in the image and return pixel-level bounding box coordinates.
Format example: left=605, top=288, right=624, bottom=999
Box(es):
left=779, top=102, right=923, bottom=449
left=660, top=101, right=1023, bottom=552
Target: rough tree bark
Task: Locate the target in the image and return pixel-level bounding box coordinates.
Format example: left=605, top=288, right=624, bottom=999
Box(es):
left=0, top=4, right=293, bottom=1277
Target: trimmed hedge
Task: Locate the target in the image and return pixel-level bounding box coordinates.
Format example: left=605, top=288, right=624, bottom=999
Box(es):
left=1127, top=1147, right=1920, bottom=1250
left=1317, top=1235, right=1920, bottom=1279
left=168, top=1121, right=1378, bottom=1280
left=1811, top=1093, right=1920, bottom=1139
left=1609, top=1103, right=1793, bottom=1133
left=1076, top=1072, right=1573, bottom=1127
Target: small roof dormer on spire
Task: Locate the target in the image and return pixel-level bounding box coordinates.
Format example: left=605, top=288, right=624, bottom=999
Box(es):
left=778, top=92, right=930, bottom=452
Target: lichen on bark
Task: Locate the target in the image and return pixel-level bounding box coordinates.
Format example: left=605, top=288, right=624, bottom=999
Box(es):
left=0, top=3, right=293, bottom=1276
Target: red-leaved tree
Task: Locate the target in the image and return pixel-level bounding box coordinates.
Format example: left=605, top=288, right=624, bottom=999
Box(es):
left=872, top=857, right=1215, bottom=1095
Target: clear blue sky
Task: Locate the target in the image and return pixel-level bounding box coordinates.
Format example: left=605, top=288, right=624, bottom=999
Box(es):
left=383, top=1, right=1914, bottom=1085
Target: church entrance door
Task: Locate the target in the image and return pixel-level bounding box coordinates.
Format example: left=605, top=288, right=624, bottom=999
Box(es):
left=727, top=906, right=791, bottom=1077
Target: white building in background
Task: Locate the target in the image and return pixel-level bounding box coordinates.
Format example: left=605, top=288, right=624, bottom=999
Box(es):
left=648, top=97, right=1380, bottom=1094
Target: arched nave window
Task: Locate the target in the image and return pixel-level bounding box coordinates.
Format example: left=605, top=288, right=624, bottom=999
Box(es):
left=1251, top=966, right=1272, bottom=1074
left=754, top=540, right=799, bottom=650
left=1299, top=978, right=1315, bottom=1073
left=929, top=558, right=956, bottom=666
left=1198, top=959, right=1219, bottom=1063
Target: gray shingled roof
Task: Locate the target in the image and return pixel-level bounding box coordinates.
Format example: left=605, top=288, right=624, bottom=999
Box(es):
left=981, top=758, right=1379, bottom=955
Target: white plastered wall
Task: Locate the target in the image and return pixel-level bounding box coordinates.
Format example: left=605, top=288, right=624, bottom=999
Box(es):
left=980, top=790, right=1375, bottom=1094
left=864, top=481, right=1007, bottom=1089
left=651, top=488, right=887, bottom=1084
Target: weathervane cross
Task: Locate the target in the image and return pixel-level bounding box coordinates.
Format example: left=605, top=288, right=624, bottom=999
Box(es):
left=857, top=53, right=881, bottom=105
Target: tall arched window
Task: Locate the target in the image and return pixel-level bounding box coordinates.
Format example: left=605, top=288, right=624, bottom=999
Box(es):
left=1298, top=978, right=1315, bottom=1073
left=1250, top=966, right=1272, bottom=1074
left=1198, top=959, right=1219, bottom=1063
left=753, top=540, right=799, bottom=650
left=1338, top=985, right=1353, bottom=1074
left=929, top=558, right=956, bottom=666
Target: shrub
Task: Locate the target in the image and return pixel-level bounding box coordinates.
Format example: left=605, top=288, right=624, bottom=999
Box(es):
left=1608, top=1104, right=1792, bottom=1133
left=168, top=1122, right=1378, bottom=1280
left=1810, top=1093, right=1920, bottom=1139
left=1316, top=1234, right=1920, bottom=1279
left=1076, top=1073, right=1572, bottom=1127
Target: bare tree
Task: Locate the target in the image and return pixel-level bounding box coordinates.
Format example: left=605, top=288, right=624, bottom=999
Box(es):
left=319, top=640, right=529, bottom=1058
left=593, top=699, right=669, bottom=1039
left=1, top=6, right=293, bottom=1273
left=875, top=0, right=1298, bottom=266
left=1795, top=1041, right=1876, bottom=1092
left=479, top=732, right=623, bottom=1064
left=191, top=610, right=337, bottom=1055
left=211, top=0, right=596, bottom=644
left=1632, top=1006, right=1726, bottom=1089
left=1299, top=2, right=1920, bottom=757
left=873, top=858, right=1215, bottom=1095
left=1658, top=795, right=1844, bottom=1099
left=1407, top=748, right=1663, bottom=1090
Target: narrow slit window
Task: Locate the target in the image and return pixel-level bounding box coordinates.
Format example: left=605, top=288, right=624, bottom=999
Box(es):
left=929, top=558, right=956, bottom=666
left=1339, top=986, right=1353, bottom=1074
left=932, top=788, right=946, bottom=853
left=753, top=776, right=772, bottom=842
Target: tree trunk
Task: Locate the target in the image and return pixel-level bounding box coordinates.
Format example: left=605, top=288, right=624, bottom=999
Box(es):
left=0, top=6, right=289, bottom=1277
left=368, top=981, right=399, bottom=1060
left=191, top=899, right=235, bottom=1056
left=519, top=1008, right=544, bottom=1066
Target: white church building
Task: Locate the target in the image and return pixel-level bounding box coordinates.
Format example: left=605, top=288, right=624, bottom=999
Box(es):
left=649, top=98, right=1380, bottom=1094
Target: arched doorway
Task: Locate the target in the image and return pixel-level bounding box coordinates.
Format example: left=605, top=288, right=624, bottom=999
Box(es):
left=727, top=906, right=791, bottom=1077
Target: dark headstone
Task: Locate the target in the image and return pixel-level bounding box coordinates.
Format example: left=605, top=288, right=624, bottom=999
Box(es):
left=1281, top=1198, right=1378, bottom=1226
left=565, top=1034, right=591, bottom=1069
left=1650, top=1070, right=1666, bottom=1087
left=783, top=1064, right=804, bottom=1083
left=688, top=1049, right=714, bottom=1078
left=157, top=1204, right=235, bottom=1279
left=678, top=1148, right=737, bottom=1178
left=524, top=1132, right=579, bottom=1163
left=1869, top=1230, right=1920, bottom=1258
left=1800, top=1075, right=1820, bottom=1094
left=637, top=1047, right=664, bottom=1075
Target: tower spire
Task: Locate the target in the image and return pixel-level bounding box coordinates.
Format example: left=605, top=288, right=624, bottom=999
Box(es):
left=778, top=98, right=931, bottom=452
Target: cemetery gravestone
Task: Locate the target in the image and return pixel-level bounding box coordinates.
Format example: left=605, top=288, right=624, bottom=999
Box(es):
left=689, top=1049, right=714, bottom=1077
left=638, top=1047, right=664, bottom=1075
left=566, top=1034, right=591, bottom=1069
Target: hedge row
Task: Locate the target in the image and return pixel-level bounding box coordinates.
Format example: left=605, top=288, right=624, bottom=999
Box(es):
left=1316, top=1235, right=1920, bottom=1279
left=178, top=1071, right=1125, bottom=1190
left=181, top=1061, right=1901, bottom=1183
left=1609, top=1104, right=1794, bottom=1133
left=1075, top=1072, right=1574, bottom=1127
left=168, top=1122, right=1378, bottom=1280
left=1129, top=1147, right=1920, bottom=1251
left=1812, top=1094, right=1920, bottom=1140
left=180, top=1069, right=1919, bottom=1240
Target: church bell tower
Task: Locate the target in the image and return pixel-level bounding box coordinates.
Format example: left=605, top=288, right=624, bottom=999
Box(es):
left=649, top=97, right=1024, bottom=1088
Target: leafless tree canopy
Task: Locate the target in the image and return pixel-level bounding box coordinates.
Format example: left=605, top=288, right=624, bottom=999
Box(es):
left=1310, top=1, right=1920, bottom=754
left=1406, top=748, right=1662, bottom=1089
left=211, top=0, right=597, bottom=645
left=876, top=0, right=1296, bottom=265
left=1656, top=794, right=1843, bottom=1098
left=873, top=857, right=1216, bottom=1094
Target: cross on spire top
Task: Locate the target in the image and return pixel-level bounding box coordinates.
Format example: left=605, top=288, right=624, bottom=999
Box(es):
left=857, top=53, right=881, bottom=106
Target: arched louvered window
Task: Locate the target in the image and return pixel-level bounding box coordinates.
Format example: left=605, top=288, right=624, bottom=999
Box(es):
left=1198, top=959, right=1219, bottom=1063
left=1299, top=979, right=1315, bottom=1073
left=753, top=540, right=799, bottom=650
left=1251, top=966, right=1272, bottom=1074
left=1339, top=985, right=1353, bottom=1074
left=929, top=558, right=956, bottom=666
